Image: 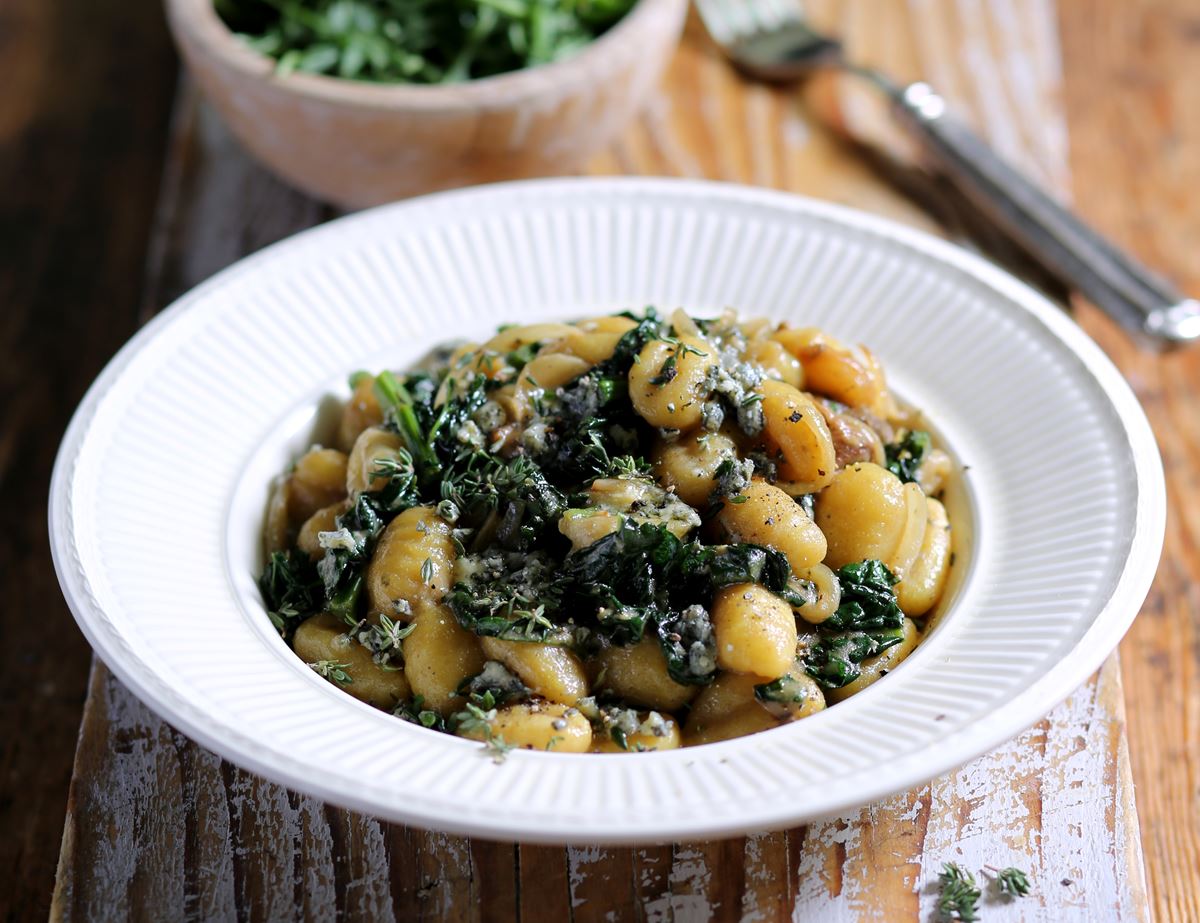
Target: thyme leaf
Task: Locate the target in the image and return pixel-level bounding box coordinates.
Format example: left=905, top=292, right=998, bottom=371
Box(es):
left=936, top=863, right=981, bottom=922
left=309, top=660, right=353, bottom=686
left=986, top=866, right=1032, bottom=898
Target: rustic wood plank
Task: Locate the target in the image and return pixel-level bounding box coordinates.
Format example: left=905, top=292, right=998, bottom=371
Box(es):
left=631, top=845, right=676, bottom=921
left=566, top=846, right=635, bottom=922
left=0, top=0, right=178, bottom=918
left=470, top=840, right=519, bottom=923
left=46, top=1, right=1160, bottom=920
left=1057, top=2, right=1200, bottom=921
left=56, top=657, right=1146, bottom=920
left=517, top=845, right=571, bottom=923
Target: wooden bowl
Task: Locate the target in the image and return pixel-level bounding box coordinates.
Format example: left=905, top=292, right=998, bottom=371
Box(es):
left=164, top=0, right=687, bottom=208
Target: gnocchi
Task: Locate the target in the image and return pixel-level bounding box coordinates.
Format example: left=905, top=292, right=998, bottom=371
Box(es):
left=628, top=334, right=718, bottom=430
left=293, top=612, right=412, bottom=709
left=261, top=309, right=957, bottom=755
left=713, top=478, right=827, bottom=572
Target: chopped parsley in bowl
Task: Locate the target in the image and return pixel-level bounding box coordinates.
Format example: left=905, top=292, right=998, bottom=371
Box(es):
left=166, top=0, right=686, bottom=204
left=214, top=0, right=639, bottom=83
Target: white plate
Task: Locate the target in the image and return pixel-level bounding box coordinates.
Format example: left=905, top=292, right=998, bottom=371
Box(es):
left=50, top=178, right=1164, bottom=844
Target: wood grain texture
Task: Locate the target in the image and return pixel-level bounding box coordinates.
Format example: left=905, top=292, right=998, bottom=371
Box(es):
left=1057, top=2, right=1200, bottom=921
left=41, top=0, right=1164, bottom=920
left=0, top=0, right=177, bottom=918
left=54, top=660, right=1145, bottom=921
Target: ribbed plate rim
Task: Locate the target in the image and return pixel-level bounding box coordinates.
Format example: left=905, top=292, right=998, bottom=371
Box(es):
left=48, top=177, right=1165, bottom=844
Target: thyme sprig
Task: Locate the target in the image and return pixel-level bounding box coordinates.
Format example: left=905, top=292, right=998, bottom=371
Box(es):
left=936, top=863, right=981, bottom=922
left=309, top=660, right=354, bottom=686
left=356, top=612, right=416, bottom=667
left=933, top=863, right=1032, bottom=919
left=985, top=865, right=1032, bottom=898
left=451, top=690, right=515, bottom=763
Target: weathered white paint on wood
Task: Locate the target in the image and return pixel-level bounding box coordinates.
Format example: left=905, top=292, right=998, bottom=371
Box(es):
left=53, top=2, right=1150, bottom=919
left=53, top=661, right=1145, bottom=920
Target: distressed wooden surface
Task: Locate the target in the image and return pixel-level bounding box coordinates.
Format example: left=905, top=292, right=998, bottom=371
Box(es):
left=1057, top=3, right=1200, bottom=921
left=35, top=0, right=1174, bottom=920
left=0, top=0, right=178, bottom=917
left=56, top=659, right=1143, bottom=922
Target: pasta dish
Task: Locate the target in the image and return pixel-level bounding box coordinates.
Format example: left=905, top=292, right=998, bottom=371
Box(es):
left=259, top=309, right=955, bottom=755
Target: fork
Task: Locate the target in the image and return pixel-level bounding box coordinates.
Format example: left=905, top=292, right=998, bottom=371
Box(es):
left=695, top=0, right=1200, bottom=346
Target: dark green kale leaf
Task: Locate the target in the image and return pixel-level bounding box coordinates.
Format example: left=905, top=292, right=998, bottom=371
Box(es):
left=803, top=627, right=906, bottom=688
left=678, top=543, right=791, bottom=596
left=261, top=452, right=402, bottom=636
left=755, top=668, right=814, bottom=711
left=491, top=464, right=566, bottom=550
left=885, top=429, right=931, bottom=484
left=544, top=377, right=640, bottom=480
left=656, top=604, right=717, bottom=685
left=535, top=311, right=662, bottom=481
left=427, top=374, right=491, bottom=458
left=313, top=494, right=395, bottom=625
left=561, top=523, right=806, bottom=651
left=374, top=369, right=490, bottom=485
left=595, top=309, right=663, bottom=377
left=326, top=572, right=364, bottom=625
left=315, top=528, right=370, bottom=625
left=339, top=492, right=386, bottom=535
left=803, top=559, right=907, bottom=689
left=505, top=339, right=539, bottom=372
left=259, top=550, right=322, bottom=637
left=562, top=520, right=682, bottom=644
left=822, top=559, right=903, bottom=632
left=374, top=370, right=439, bottom=476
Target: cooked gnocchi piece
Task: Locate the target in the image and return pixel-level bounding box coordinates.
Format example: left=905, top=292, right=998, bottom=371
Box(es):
left=628, top=334, right=718, bottom=430
left=458, top=701, right=593, bottom=753
left=711, top=584, right=797, bottom=679
left=261, top=309, right=957, bottom=754
left=713, top=478, right=827, bottom=572
left=293, top=613, right=411, bottom=709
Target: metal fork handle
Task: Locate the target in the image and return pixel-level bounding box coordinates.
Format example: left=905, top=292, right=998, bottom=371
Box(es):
left=893, top=83, right=1200, bottom=345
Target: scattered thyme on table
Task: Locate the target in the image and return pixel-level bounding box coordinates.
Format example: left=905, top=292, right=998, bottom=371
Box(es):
left=937, top=864, right=981, bottom=922
left=986, top=865, right=1032, bottom=898
left=215, top=0, right=638, bottom=84
left=935, top=863, right=1032, bottom=920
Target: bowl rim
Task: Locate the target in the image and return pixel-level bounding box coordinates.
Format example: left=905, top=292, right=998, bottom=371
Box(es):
left=49, top=177, right=1166, bottom=843
left=164, top=0, right=685, bottom=111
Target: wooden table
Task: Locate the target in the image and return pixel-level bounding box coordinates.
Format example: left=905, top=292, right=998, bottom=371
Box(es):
left=3, top=0, right=1197, bottom=920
